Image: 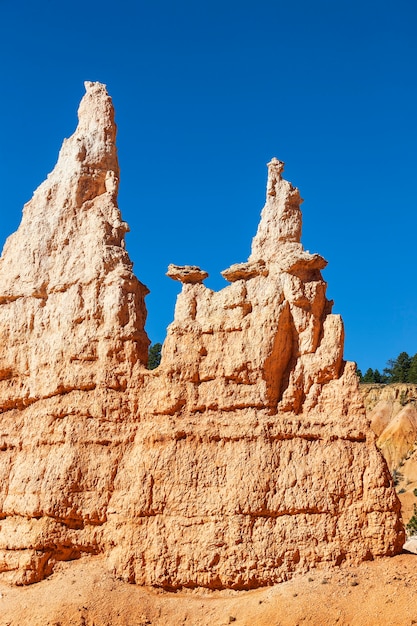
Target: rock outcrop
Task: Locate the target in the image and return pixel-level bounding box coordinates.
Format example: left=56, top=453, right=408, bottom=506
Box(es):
left=362, top=384, right=417, bottom=470
left=0, top=82, right=149, bottom=584
left=166, top=263, right=209, bottom=284
left=361, top=383, right=417, bottom=523
left=0, top=82, right=404, bottom=589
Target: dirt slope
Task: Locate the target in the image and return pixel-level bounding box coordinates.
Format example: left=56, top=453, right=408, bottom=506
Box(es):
left=1, top=554, right=417, bottom=626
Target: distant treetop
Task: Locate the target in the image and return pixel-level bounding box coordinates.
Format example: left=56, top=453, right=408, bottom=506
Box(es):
left=358, top=351, right=417, bottom=384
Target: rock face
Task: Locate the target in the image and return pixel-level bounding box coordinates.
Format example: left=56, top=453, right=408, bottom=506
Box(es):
left=362, top=384, right=417, bottom=470
left=0, top=83, right=403, bottom=588
left=361, top=383, right=417, bottom=524
left=0, top=82, right=149, bottom=584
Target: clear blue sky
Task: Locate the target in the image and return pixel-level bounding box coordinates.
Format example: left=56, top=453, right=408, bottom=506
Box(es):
left=0, top=0, right=416, bottom=373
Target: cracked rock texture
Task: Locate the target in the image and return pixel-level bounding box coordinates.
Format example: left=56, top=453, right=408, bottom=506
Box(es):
left=0, top=83, right=403, bottom=589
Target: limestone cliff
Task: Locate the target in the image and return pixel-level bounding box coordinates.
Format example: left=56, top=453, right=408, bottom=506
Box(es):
left=0, top=82, right=404, bottom=588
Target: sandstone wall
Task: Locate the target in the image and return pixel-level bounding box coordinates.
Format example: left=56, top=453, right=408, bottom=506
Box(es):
left=361, top=383, right=417, bottom=524
left=0, top=82, right=404, bottom=588
left=361, top=384, right=417, bottom=470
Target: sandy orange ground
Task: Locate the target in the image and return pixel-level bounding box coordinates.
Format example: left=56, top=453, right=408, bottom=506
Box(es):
left=1, top=552, right=417, bottom=626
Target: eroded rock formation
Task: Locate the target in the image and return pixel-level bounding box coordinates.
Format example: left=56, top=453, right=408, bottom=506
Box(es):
left=0, top=82, right=149, bottom=584
left=0, top=82, right=404, bottom=588
left=361, top=383, right=417, bottom=524
left=362, top=384, right=417, bottom=471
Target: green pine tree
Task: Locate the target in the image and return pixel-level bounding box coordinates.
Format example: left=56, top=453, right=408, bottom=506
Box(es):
left=408, top=353, right=417, bottom=383
left=384, top=352, right=412, bottom=383
left=148, top=342, right=162, bottom=370
left=362, top=368, right=375, bottom=383
left=373, top=369, right=382, bottom=383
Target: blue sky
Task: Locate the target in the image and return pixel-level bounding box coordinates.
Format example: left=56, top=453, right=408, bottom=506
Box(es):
left=0, top=0, right=416, bottom=372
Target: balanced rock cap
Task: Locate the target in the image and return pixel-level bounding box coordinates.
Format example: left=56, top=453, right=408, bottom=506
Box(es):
left=167, top=263, right=209, bottom=284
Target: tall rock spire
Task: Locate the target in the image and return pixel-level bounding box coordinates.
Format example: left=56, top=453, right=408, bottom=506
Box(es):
left=0, top=81, right=149, bottom=409
left=250, top=158, right=302, bottom=262
left=0, top=81, right=150, bottom=585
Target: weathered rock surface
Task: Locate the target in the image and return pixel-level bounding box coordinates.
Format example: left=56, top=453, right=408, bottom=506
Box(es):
left=221, top=260, right=268, bottom=282
left=0, top=83, right=403, bottom=589
left=362, top=384, right=417, bottom=470
left=0, top=82, right=150, bottom=584
left=361, top=383, right=417, bottom=523
left=166, top=263, right=208, bottom=284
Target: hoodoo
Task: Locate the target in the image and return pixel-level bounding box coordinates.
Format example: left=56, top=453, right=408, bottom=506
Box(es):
left=0, top=82, right=403, bottom=588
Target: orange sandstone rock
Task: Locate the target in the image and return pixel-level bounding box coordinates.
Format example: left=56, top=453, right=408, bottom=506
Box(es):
left=166, top=263, right=209, bottom=284
left=0, top=82, right=149, bottom=584
left=0, top=83, right=404, bottom=589
left=362, top=384, right=417, bottom=470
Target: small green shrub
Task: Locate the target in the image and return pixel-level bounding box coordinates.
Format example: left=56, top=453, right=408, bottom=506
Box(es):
left=406, top=504, right=417, bottom=535
left=400, top=390, right=408, bottom=406
left=393, top=469, right=403, bottom=486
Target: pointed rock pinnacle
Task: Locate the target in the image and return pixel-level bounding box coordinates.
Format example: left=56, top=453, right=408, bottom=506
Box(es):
left=0, top=81, right=149, bottom=408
